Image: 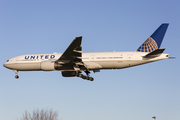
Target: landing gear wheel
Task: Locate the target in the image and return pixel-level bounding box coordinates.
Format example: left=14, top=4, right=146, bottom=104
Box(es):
left=78, top=74, right=83, bottom=77
left=75, top=71, right=94, bottom=81
left=15, top=75, right=19, bottom=79
left=81, top=75, right=86, bottom=79
left=83, top=77, right=94, bottom=81
left=89, top=77, right=94, bottom=81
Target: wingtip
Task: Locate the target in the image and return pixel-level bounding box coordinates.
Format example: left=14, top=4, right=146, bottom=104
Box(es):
left=73, top=36, right=82, bottom=42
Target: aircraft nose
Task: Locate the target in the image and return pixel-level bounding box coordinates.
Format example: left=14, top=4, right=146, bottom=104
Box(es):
left=3, top=62, right=7, bottom=68
left=3, top=62, right=10, bottom=69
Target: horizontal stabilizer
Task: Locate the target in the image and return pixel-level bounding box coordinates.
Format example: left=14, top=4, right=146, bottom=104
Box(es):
left=143, top=48, right=165, bottom=58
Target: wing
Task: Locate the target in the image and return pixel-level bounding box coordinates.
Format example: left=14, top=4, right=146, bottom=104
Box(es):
left=56, top=36, right=87, bottom=71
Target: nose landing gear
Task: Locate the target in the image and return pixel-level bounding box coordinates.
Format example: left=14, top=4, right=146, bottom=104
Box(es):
left=13, top=70, right=19, bottom=79
left=15, top=75, right=19, bottom=79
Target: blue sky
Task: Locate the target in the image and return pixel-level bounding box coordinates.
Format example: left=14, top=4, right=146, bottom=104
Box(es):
left=0, top=0, right=180, bottom=120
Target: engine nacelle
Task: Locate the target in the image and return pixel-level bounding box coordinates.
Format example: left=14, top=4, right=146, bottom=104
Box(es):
left=40, top=61, right=55, bottom=71
left=61, top=71, right=76, bottom=77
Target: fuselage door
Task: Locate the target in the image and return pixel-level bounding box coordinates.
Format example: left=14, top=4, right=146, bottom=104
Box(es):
left=127, top=54, right=133, bottom=61
left=90, top=55, right=95, bottom=61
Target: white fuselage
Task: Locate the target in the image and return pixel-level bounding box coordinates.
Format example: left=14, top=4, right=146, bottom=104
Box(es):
left=3, top=51, right=169, bottom=71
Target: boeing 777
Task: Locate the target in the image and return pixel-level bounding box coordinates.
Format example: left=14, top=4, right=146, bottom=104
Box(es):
left=3, top=23, right=171, bottom=81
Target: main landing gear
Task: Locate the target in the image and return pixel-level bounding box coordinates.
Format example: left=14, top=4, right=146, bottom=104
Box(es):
left=13, top=70, right=19, bottom=79
left=75, top=71, right=94, bottom=81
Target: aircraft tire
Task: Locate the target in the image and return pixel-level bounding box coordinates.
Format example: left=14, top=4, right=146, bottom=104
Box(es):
left=75, top=73, right=79, bottom=77
left=89, top=77, right=94, bottom=81
left=78, top=74, right=83, bottom=77
left=15, top=75, right=19, bottom=79
left=81, top=75, right=86, bottom=79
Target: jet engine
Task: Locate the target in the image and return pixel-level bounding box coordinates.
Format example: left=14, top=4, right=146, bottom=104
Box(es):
left=61, top=71, right=76, bottom=77
left=40, top=61, right=55, bottom=71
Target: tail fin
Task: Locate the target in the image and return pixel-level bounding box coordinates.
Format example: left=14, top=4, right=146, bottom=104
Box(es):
left=136, top=23, right=169, bottom=52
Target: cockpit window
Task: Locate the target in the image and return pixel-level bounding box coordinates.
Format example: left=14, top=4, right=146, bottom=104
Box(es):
left=6, top=60, right=9, bottom=62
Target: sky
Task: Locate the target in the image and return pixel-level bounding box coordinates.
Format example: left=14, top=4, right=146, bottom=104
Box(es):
left=0, top=0, right=180, bottom=120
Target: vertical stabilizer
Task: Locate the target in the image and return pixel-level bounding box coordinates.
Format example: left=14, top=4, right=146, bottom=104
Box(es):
left=136, top=23, right=169, bottom=52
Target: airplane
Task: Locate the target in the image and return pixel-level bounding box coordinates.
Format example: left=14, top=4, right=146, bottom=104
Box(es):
left=3, top=23, right=171, bottom=81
